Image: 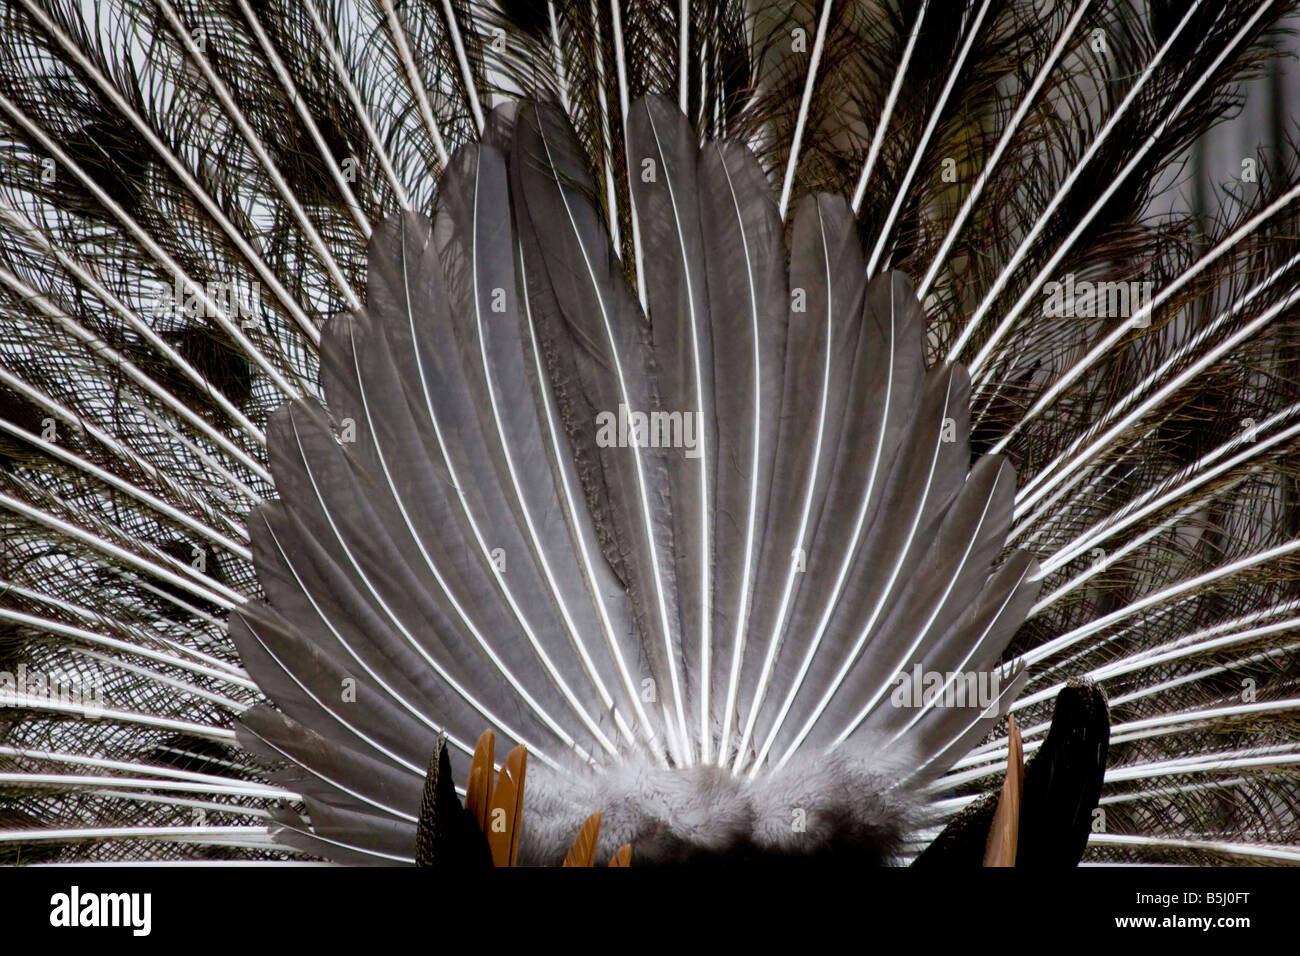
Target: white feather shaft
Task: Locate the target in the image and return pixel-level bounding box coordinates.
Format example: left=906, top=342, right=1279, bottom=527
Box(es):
left=970, top=1, right=1272, bottom=379
left=1087, top=833, right=1300, bottom=863
left=849, top=0, right=931, bottom=214
left=921, top=0, right=1092, bottom=303
left=0, top=491, right=241, bottom=608
left=762, top=373, right=962, bottom=774
left=0, top=692, right=238, bottom=741
left=532, top=113, right=693, bottom=761
left=589, top=0, right=622, bottom=250
left=376, top=0, right=451, bottom=168
left=732, top=208, right=839, bottom=774
left=302, top=0, right=412, bottom=207
left=19, top=0, right=324, bottom=348
left=678, top=0, right=689, bottom=113
left=0, top=826, right=278, bottom=847
left=867, top=0, right=994, bottom=275
left=0, top=774, right=293, bottom=801
left=0, top=745, right=271, bottom=788
left=609, top=0, right=646, bottom=310
left=714, top=143, right=771, bottom=766
left=276, top=413, right=578, bottom=764
left=155, top=0, right=362, bottom=312
left=438, top=0, right=485, bottom=132
left=1016, top=281, right=1300, bottom=518
left=777, top=0, right=833, bottom=221
left=1040, top=402, right=1300, bottom=576
left=236, top=0, right=372, bottom=237
left=0, top=199, right=269, bottom=456
left=0, top=93, right=305, bottom=398
left=0, top=606, right=254, bottom=688
left=642, top=106, right=713, bottom=762
left=516, top=244, right=666, bottom=762
left=955, top=0, right=1209, bottom=368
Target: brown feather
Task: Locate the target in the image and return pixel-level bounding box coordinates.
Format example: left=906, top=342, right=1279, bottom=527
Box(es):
left=466, top=730, right=495, bottom=833
left=983, top=715, right=1024, bottom=867
left=608, top=844, right=632, bottom=867
left=562, top=812, right=602, bottom=867
left=488, top=745, right=527, bottom=867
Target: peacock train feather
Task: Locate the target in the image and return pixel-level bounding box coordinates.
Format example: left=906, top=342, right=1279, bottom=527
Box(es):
left=0, top=0, right=1298, bottom=866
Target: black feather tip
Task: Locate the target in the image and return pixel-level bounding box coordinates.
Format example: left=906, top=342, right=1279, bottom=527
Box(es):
left=415, top=734, right=492, bottom=869
left=914, top=680, right=1110, bottom=867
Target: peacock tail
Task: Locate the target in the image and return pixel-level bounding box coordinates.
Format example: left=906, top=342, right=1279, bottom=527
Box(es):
left=0, top=0, right=1298, bottom=866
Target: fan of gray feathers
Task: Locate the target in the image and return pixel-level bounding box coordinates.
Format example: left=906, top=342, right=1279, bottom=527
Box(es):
left=0, top=0, right=1299, bottom=867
